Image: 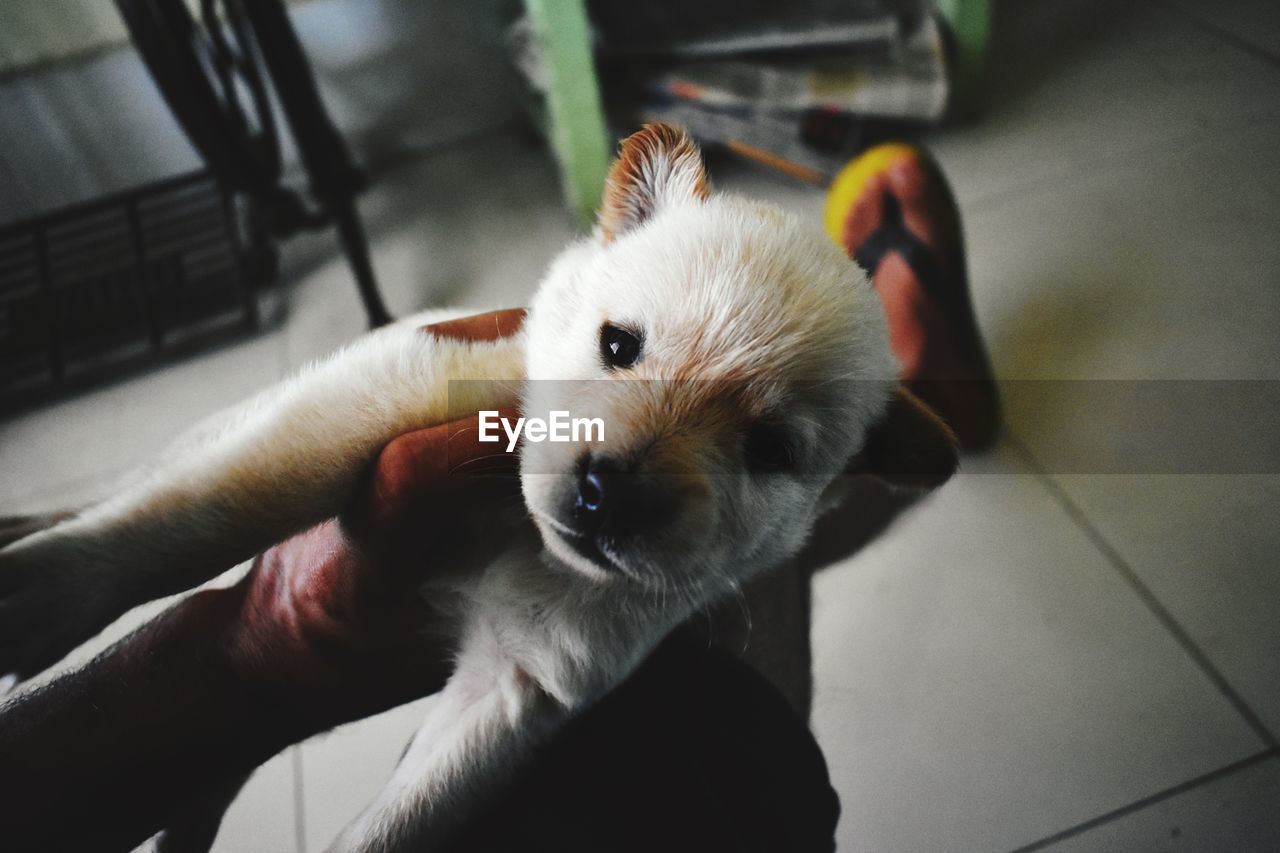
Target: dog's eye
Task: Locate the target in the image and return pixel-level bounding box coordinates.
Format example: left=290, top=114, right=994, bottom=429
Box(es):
left=744, top=424, right=795, bottom=473
left=600, top=323, right=642, bottom=369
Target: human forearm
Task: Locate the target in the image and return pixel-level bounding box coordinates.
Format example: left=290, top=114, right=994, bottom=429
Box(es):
left=0, top=533, right=463, bottom=852
left=0, top=578, right=401, bottom=852
left=0, top=585, right=270, bottom=850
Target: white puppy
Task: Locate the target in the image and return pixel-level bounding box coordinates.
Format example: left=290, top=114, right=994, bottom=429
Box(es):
left=0, top=125, right=956, bottom=851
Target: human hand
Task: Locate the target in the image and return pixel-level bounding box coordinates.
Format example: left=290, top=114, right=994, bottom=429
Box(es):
left=225, top=308, right=527, bottom=726
left=0, top=310, right=529, bottom=850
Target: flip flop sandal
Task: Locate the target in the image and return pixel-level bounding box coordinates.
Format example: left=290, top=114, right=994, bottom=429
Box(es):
left=824, top=143, right=1000, bottom=450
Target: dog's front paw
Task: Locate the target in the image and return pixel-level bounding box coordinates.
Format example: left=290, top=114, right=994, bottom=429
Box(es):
left=0, top=536, right=118, bottom=682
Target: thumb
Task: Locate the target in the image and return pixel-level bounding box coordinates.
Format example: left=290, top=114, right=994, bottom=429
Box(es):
left=343, top=410, right=523, bottom=583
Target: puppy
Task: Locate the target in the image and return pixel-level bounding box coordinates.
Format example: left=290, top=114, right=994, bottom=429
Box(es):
left=0, top=125, right=956, bottom=851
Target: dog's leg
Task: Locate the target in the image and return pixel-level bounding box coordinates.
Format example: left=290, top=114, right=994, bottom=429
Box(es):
left=325, top=640, right=569, bottom=853
left=0, top=321, right=524, bottom=679
left=0, top=511, right=77, bottom=549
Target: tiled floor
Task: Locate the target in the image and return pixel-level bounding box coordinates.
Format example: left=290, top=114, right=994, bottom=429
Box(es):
left=2, top=1, right=1278, bottom=850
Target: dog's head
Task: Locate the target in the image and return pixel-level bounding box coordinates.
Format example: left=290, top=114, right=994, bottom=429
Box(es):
left=520, top=125, right=956, bottom=595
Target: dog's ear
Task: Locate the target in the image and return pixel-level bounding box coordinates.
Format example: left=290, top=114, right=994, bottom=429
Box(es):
left=598, top=123, right=709, bottom=243
left=848, top=387, right=959, bottom=491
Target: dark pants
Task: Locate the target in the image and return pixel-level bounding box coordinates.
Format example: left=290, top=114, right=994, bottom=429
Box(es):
left=448, top=631, right=841, bottom=852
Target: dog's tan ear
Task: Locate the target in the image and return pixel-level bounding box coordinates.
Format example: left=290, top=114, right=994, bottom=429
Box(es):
left=599, top=123, right=709, bottom=243
left=849, top=387, right=959, bottom=491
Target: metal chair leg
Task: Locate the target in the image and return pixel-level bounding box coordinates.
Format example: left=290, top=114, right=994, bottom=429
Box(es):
left=118, top=0, right=395, bottom=329
left=239, top=0, right=393, bottom=328
left=332, top=200, right=392, bottom=328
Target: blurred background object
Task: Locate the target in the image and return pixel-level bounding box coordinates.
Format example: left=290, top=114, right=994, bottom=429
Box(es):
left=514, top=0, right=985, bottom=197
left=0, top=0, right=986, bottom=407
left=0, top=0, right=519, bottom=408
left=117, top=0, right=392, bottom=328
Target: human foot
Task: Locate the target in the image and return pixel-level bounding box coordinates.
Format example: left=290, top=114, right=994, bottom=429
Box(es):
left=826, top=144, right=999, bottom=450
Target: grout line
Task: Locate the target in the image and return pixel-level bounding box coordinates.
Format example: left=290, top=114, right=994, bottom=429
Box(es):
left=1005, top=748, right=1278, bottom=852
left=1148, top=0, right=1280, bottom=70
left=1007, top=434, right=1279, bottom=750
left=949, top=0, right=1280, bottom=221
left=292, top=746, right=307, bottom=853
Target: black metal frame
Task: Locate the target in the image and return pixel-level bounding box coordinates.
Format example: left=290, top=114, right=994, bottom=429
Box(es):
left=114, top=0, right=392, bottom=327
left=0, top=170, right=271, bottom=407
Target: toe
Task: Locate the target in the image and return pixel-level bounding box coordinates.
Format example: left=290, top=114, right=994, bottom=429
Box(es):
left=840, top=173, right=891, bottom=260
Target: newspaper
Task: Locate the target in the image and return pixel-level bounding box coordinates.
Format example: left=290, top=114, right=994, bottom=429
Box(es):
left=585, top=0, right=918, bottom=60
left=509, top=4, right=950, bottom=185
left=636, top=15, right=949, bottom=122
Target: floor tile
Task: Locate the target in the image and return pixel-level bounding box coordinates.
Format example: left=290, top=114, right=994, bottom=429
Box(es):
left=279, top=136, right=572, bottom=371
left=129, top=745, right=301, bottom=853
left=1047, top=474, right=1280, bottom=740
left=809, top=443, right=1266, bottom=853
left=212, top=747, right=302, bottom=853
left=926, top=0, right=1280, bottom=211
left=1034, top=751, right=1280, bottom=853
left=298, top=698, right=434, bottom=851
left=1160, top=0, right=1280, bottom=67
left=0, top=328, right=285, bottom=514
left=951, top=5, right=1280, bottom=757
left=963, top=115, right=1280, bottom=383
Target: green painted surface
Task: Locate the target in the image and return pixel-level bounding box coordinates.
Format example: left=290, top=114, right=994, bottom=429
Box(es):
left=523, top=0, right=610, bottom=227
left=935, top=0, right=991, bottom=117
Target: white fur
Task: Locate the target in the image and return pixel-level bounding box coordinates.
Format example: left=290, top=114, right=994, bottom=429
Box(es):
left=0, top=129, right=899, bottom=852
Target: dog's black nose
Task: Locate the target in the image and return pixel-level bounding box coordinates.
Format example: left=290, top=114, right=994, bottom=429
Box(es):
left=573, top=455, right=622, bottom=527
left=578, top=462, right=609, bottom=515
left=569, top=454, right=673, bottom=538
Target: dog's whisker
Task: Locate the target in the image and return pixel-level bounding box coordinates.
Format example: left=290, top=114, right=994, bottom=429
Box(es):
left=449, top=453, right=516, bottom=473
